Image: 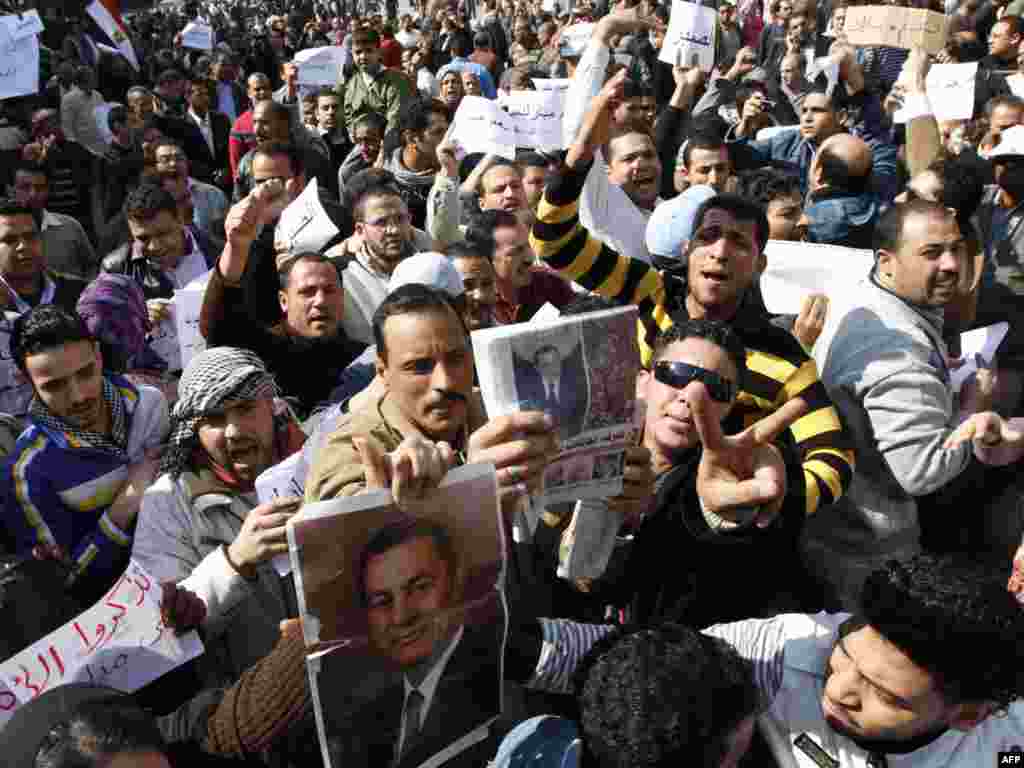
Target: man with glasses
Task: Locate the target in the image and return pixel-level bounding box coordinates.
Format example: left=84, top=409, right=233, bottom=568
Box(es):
left=0, top=201, right=88, bottom=416
left=153, top=139, right=228, bottom=238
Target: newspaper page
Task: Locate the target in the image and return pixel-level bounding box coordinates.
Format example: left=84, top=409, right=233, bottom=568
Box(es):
left=286, top=464, right=506, bottom=768
left=472, top=305, right=640, bottom=505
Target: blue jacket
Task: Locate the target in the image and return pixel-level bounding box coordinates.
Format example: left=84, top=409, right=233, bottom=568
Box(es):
left=2, top=376, right=168, bottom=592
left=805, top=189, right=878, bottom=249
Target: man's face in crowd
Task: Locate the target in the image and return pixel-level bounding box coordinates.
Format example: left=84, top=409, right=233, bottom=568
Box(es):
left=364, top=533, right=456, bottom=669
left=492, top=221, right=533, bottom=289
left=686, top=208, right=760, bottom=317
left=377, top=305, right=474, bottom=441
left=686, top=146, right=731, bottom=193
left=439, top=72, right=464, bottom=110
left=452, top=253, right=497, bottom=330
left=612, top=96, right=657, bottom=132
left=411, top=111, right=450, bottom=161
left=140, top=127, right=165, bottom=165
left=607, top=133, right=662, bottom=209
left=780, top=55, right=803, bottom=89
left=155, top=144, right=189, bottom=183
left=989, top=20, right=1020, bottom=60
left=188, top=82, right=211, bottom=114
left=990, top=103, right=1023, bottom=136
left=212, top=58, right=236, bottom=83
left=253, top=153, right=303, bottom=221
left=719, top=3, right=736, bottom=28
left=766, top=193, right=804, bottom=241
left=822, top=624, right=976, bottom=743
left=25, top=340, right=107, bottom=432
left=352, top=37, right=381, bottom=70
left=31, top=111, right=62, bottom=143
left=640, top=337, right=739, bottom=460
left=786, top=17, right=807, bottom=49
left=877, top=209, right=965, bottom=308
left=12, top=170, right=48, bottom=211
left=0, top=213, right=44, bottom=288
left=353, top=122, right=383, bottom=163
left=253, top=102, right=289, bottom=142
left=506, top=68, right=533, bottom=91
left=777, top=0, right=793, bottom=19
left=800, top=93, right=840, bottom=142
left=127, top=210, right=186, bottom=272
left=197, top=397, right=276, bottom=483
left=279, top=258, right=344, bottom=338
left=247, top=75, right=272, bottom=104
left=521, top=166, right=547, bottom=210
left=127, top=92, right=155, bottom=121
left=316, top=94, right=341, bottom=132
left=479, top=166, right=527, bottom=212
left=357, top=195, right=413, bottom=275
left=462, top=71, right=482, bottom=96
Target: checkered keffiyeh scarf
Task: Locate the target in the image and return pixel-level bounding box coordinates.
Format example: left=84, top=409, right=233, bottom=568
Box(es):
left=160, top=347, right=279, bottom=479
left=29, top=377, right=129, bottom=458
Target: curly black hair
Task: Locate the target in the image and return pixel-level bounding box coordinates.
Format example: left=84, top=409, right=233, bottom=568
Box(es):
left=862, top=554, right=1024, bottom=710
left=572, top=623, right=760, bottom=768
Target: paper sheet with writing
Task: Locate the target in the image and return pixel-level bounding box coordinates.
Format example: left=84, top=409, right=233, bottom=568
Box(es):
left=951, top=322, right=1010, bottom=391
left=255, top=452, right=306, bottom=577
left=841, top=6, right=948, bottom=54
left=659, top=0, right=717, bottom=71
left=181, top=20, right=214, bottom=50
left=759, top=241, right=875, bottom=315
left=295, top=46, right=349, bottom=87
left=532, top=78, right=570, bottom=93
left=173, top=283, right=207, bottom=371
left=558, top=23, right=594, bottom=57
left=472, top=306, right=640, bottom=504
left=0, top=12, right=41, bottom=101
left=894, top=62, right=977, bottom=123
left=501, top=89, right=566, bottom=151
left=0, top=561, right=203, bottom=729
left=449, top=95, right=517, bottom=159
left=276, top=179, right=341, bottom=257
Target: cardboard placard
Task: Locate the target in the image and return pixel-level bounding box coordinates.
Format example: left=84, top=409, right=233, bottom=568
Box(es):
left=841, top=6, right=948, bottom=54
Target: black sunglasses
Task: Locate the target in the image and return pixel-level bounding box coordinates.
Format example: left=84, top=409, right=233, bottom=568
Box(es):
left=653, top=361, right=737, bottom=403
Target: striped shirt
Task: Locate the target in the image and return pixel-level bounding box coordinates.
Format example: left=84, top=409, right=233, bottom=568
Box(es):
left=529, top=160, right=855, bottom=517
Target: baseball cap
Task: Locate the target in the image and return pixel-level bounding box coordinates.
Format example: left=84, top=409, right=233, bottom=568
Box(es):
left=645, top=185, right=717, bottom=261
left=388, top=252, right=465, bottom=298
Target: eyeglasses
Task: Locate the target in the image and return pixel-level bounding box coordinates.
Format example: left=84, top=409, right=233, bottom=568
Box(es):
left=364, top=213, right=411, bottom=231
left=155, top=154, right=187, bottom=165
left=653, top=361, right=737, bottom=403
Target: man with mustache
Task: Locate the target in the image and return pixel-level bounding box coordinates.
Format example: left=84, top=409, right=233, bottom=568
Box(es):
left=804, top=201, right=979, bottom=610
left=198, top=170, right=365, bottom=420
left=3, top=305, right=168, bottom=599
left=153, top=139, right=228, bottom=238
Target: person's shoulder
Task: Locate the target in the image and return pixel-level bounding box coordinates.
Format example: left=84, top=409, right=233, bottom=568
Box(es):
left=100, top=241, right=133, bottom=274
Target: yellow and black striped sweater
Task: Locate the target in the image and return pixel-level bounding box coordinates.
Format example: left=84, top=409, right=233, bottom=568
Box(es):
left=529, top=160, right=855, bottom=516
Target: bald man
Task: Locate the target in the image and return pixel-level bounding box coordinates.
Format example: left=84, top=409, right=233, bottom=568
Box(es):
left=803, top=134, right=878, bottom=248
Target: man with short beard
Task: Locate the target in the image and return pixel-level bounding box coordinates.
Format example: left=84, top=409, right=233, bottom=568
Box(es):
left=134, top=347, right=306, bottom=688
left=313, top=88, right=351, bottom=177
left=199, top=185, right=365, bottom=418
left=383, top=99, right=451, bottom=230
left=154, top=139, right=228, bottom=238
left=4, top=305, right=168, bottom=599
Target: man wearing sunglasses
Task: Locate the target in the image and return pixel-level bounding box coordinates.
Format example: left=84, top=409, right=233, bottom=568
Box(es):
left=532, top=72, right=855, bottom=600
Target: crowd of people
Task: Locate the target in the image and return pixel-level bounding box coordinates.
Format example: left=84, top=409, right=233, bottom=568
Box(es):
left=2, top=0, right=1024, bottom=764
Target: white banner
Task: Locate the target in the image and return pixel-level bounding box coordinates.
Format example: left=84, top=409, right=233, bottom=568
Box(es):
left=294, top=46, right=349, bottom=87
left=760, top=241, right=875, bottom=315
left=0, top=12, right=42, bottom=101
left=181, top=20, right=214, bottom=51
left=659, top=0, right=717, bottom=72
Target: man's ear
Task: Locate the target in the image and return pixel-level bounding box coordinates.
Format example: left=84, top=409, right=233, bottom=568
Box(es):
left=636, top=368, right=651, bottom=398
left=876, top=249, right=894, bottom=279
left=375, top=352, right=388, bottom=383
left=949, top=701, right=996, bottom=732
left=278, top=289, right=289, bottom=315
left=756, top=247, right=767, bottom=273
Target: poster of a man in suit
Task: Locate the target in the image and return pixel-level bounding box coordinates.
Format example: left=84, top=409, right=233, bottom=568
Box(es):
left=512, top=338, right=589, bottom=440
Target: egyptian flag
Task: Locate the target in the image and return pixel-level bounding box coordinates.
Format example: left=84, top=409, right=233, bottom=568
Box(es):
left=86, top=0, right=139, bottom=70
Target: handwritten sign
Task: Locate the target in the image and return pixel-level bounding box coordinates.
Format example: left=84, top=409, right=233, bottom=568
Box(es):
left=255, top=452, right=305, bottom=577
left=531, top=78, right=571, bottom=93
left=759, top=241, right=875, bottom=314
left=659, top=0, right=717, bottom=72
left=841, top=6, right=948, bottom=54
left=951, top=322, right=1010, bottom=391
left=502, top=89, right=566, bottom=150
left=894, top=62, right=977, bottom=123
left=276, top=179, right=340, bottom=257
left=0, top=13, right=41, bottom=101
left=558, top=23, right=594, bottom=57
left=0, top=561, right=203, bottom=723
left=173, top=285, right=206, bottom=370
left=181, top=20, right=214, bottom=51
left=294, top=46, right=349, bottom=87
left=449, top=95, right=517, bottom=160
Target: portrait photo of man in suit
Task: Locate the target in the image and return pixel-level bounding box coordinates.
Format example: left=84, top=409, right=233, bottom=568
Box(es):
left=320, top=517, right=503, bottom=768
left=513, top=341, right=589, bottom=440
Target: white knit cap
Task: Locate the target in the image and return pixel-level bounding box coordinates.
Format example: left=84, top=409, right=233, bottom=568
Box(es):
left=388, top=252, right=466, bottom=298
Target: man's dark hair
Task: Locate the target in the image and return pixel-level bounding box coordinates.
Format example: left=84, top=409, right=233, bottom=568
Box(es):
left=257, top=99, right=293, bottom=126
left=682, top=130, right=728, bottom=170
left=353, top=181, right=404, bottom=223
left=479, top=158, right=522, bottom=191
left=932, top=157, right=984, bottom=237
left=449, top=33, right=472, bottom=58
left=621, top=80, right=655, bottom=102
left=123, top=182, right=178, bottom=223
left=0, top=198, right=42, bottom=230
left=353, top=111, right=387, bottom=136
left=817, top=144, right=871, bottom=195
left=517, top=151, right=548, bottom=171
left=252, top=141, right=305, bottom=179
left=737, top=168, right=802, bottom=207
left=691, top=195, right=771, bottom=257
left=11, top=305, right=93, bottom=375
left=313, top=86, right=340, bottom=103
left=13, top=159, right=47, bottom=182
left=650, top=319, right=747, bottom=382
left=562, top=294, right=619, bottom=316
left=278, top=252, right=341, bottom=289
left=373, top=284, right=466, bottom=362
left=187, top=74, right=213, bottom=93
left=573, top=623, right=760, bottom=768
left=357, top=517, right=459, bottom=607
left=862, top=554, right=1024, bottom=709
left=447, top=240, right=492, bottom=263
left=156, top=68, right=183, bottom=86
left=873, top=199, right=951, bottom=254
left=345, top=169, right=399, bottom=210
left=986, top=94, right=1024, bottom=119
left=153, top=137, right=187, bottom=159
left=397, top=98, right=451, bottom=144
left=107, top=105, right=129, bottom=133
left=474, top=30, right=492, bottom=48
left=35, top=699, right=166, bottom=768
left=465, top=209, right=518, bottom=256
left=352, top=27, right=381, bottom=45
left=805, top=79, right=848, bottom=112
